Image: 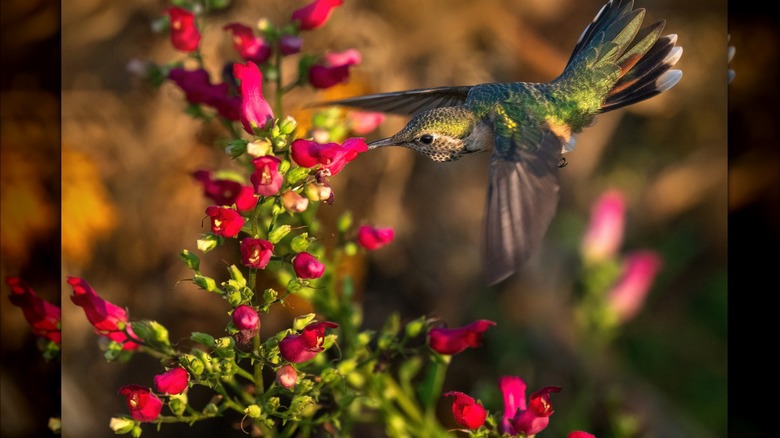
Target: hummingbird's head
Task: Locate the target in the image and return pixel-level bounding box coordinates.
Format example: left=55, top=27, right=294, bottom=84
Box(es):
left=368, top=106, right=491, bottom=162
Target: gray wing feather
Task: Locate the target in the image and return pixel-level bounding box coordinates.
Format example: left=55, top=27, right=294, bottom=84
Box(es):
left=311, top=86, right=473, bottom=115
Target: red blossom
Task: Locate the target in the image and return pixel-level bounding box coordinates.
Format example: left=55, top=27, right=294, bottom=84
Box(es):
left=68, top=277, right=138, bottom=350
left=167, top=7, right=200, bottom=52
left=569, top=431, right=597, bottom=438
left=606, top=250, right=663, bottom=323
left=233, top=62, right=274, bottom=134
left=498, top=376, right=527, bottom=435
left=291, top=0, right=344, bottom=30
left=232, top=304, right=260, bottom=331
left=291, top=137, right=367, bottom=176
left=356, top=225, right=395, bottom=250
left=6, top=277, right=61, bottom=343
left=193, top=170, right=259, bottom=213
left=292, top=252, right=325, bottom=279
left=118, top=385, right=163, bottom=422
left=168, top=68, right=241, bottom=120
left=224, top=23, right=272, bottom=65
left=443, top=391, right=488, bottom=430
left=428, top=319, right=496, bottom=355
left=347, top=111, right=385, bottom=135
left=508, top=383, right=562, bottom=436
left=581, top=189, right=626, bottom=263
left=240, top=238, right=274, bottom=269
left=308, top=49, right=361, bottom=89
left=153, top=367, right=189, bottom=395
left=278, top=321, right=339, bottom=363
left=205, top=205, right=245, bottom=238
left=250, top=156, right=284, bottom=197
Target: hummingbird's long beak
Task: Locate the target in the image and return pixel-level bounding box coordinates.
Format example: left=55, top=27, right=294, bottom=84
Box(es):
left=368, top=137, right=398, bottom=149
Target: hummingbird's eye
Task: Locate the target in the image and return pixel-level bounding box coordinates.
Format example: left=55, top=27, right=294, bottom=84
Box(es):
left=419, top=134, right=434, bottom=145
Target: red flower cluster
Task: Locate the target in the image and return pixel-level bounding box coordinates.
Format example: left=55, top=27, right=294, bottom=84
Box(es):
left=6, top=277, right=61, bottom=344
left=499, top=376, right=561, bottom=436
left=68, top=277, right=138, bottom=350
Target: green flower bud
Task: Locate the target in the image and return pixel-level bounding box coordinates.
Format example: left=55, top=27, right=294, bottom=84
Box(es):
left=290, top=233, right=312, bottom=252
left=169, top=393, right=188, bottom=416
left=245, top=404, right=262, bottom=419
left=197, top=234, right=220, bottom=253
left=109, top=417, right=135, bottom=434
left=179, top=249, right=200, bottom=271
left=266, top=396, right=281, bottom=411
left=190, top=332, right=216, bottom=347
left=262, top=288, right=278, bottom=306
left=47, top=417, right=61, bottom=434
left=246, top=139, right=272, bottom=158
left=286, top=166, right=311, bottom=187
left=289, top=395, right=315, bottom=417
left=343, top=242, right=358, bottom=256
left=203, top=403, right=219, bottom=416
left=292, top=313, right=316, bottom=331
left=181, top=353, right=206, bottom=376
left=193, top=274, right=219, bottom=293
left=268, top=225, right=292, bottom=244
left=131, top=320, right=171, bottom=352
left=226, top=265, right=247, bottom=287
left=279, top=116, right=298, bottom=135
left=404, top=316, right=427, bottom=338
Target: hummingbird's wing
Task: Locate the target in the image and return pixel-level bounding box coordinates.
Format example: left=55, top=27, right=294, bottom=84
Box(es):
left=312, top=86, right=473, bottom=115
left=484, top=117, right=563, bottom=285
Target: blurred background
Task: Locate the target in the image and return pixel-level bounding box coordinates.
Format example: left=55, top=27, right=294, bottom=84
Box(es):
left=1, top=0, right=774, bottom=436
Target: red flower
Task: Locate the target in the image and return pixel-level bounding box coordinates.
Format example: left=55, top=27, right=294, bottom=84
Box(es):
left=569, top=431, right=597, bottom=438
left=308, top=49, right=361, bottom=89
left=167, top=7, right=200, bottom=52
left=250, top=156, right=284, bottom=197
left=500, top=378, right=561, bottom=436
left=6, top=277, right=61, bottom=343
left=292, top=252, right=325, bottom=279
left=581, top=189, right=626, bottom=263
left=428, top=319, right=496, bottom=355
left=118, top=385, right=163, bottom=422
left=291, top=137, right=367, bottom=176
left=233, top=62, right=274, bottom=134
left=232, top=304, right=260, bottom=331
left=356, top=225, right=395, bottom=250
left=291, top=0, right=344, bottom=30
left=276, top=364, right=298, bottom=389
left=240, top=238, right=274, bottom=269
left=224, top=23, right=272, bottom=65
left=278, top=321, right=338, bottom=363
left=205, top=206, right=245, bottom=238
left=192, top=170, right=258, bottom=213
left=68, top=277, right=138, bottom=350
left=153, top=367, right=189, bottom=395
left=606, top=250, right=663, bottom=323
left=168, top=68, right=241, bottom=120
left=443, top=391, right=488, bottom=430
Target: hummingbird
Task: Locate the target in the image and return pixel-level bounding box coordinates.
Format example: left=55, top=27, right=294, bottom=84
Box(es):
left=320, top=0, right=682, bottom=285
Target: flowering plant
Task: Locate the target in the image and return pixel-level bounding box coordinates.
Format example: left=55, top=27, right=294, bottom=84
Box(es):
left=3, top=1, right=673, bottom=437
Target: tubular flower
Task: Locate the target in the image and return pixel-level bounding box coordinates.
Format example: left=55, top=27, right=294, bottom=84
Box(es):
left=192, top=170, right=258, bottom=213
left=6, top=277, right=61, bottom=343
left=224, top=23, right=272, bottom=65
left=118, top=385, right=163, bottom=422
left=68, top=277, right=138, bottom=350
left=308, top=49, right=361, bottom=89
left=240, top=238, right=274, bottom=269
left=581, top=189, right=626, bottom=263
left=428, top=319, right=496, bottom=355
left=167, top=7, right=200, bottom=52
left=250, top=156, right=284, bottom=197
left=167, top=68, right=240, bottom=120
left=606, top=250, right=663, bottom=323
left=356, top=225, right=395, bottom=250
left=347, top=111, right=385, bottom=135
left=278, top=321, right=339, bottom=363
left=153, top=367, right=189, bottom=395
left=205, top=205, right=245, bottom=238
left=233, top=62, right=274, bottom=134
left=499, top=376, right=527, bottom=435
left=443, top=392, right=488, bottom=430
left=507, top=382, right=562, bottom=436
left=292, top=252, right=325, bottom=279
left=291, top=0, right=344, bottom=30
left=291, top=137, right=367, bottom=176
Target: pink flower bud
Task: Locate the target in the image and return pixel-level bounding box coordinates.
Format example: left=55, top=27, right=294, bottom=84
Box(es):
left=581, top=190, right=626, bottom=263
left=606, top=250, right=663, bottom=323
left=347, top=111, right=385, bottom=135
left=233, top=61, right=274, bottom=134
left=6, top=277, right=61, bottom=344
left=118, top=385, right=162, bottom=422
left=153, top=367, right=189, bottom=395
left=292, top=252, right=325, bottom=279
left=232, top=304, right=260, bottom=331
left=443, top=391, right=487, bottom=429
left=281, top=190, right=309, bottom=213
left=356, top=225, right=395, bottom=250
left=428, top=319, right=496, bottom=355
left=276, top=364, right=298, bottom=389
left=291, top=0, right=344, bottom=31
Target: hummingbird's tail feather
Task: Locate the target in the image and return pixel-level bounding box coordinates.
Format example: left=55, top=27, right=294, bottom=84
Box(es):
left=550, top=0, right=682, bottom=130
